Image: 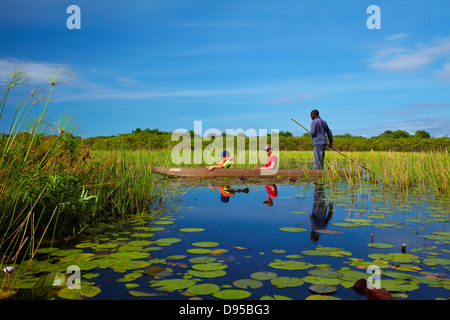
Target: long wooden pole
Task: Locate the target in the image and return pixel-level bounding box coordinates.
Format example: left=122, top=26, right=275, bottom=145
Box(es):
left=291, top=118, right=374, bottom=174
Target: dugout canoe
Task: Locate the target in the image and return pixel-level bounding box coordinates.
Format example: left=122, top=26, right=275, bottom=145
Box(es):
left=151, top=166, right=326, bottom=178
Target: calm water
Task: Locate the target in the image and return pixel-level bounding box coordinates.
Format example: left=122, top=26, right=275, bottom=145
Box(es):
left=13, top=180, right=450, bottom=300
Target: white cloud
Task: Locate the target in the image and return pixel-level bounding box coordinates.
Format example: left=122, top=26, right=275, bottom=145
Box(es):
left=0, top=58, right=66, bottom=84
left=369, top=37, right=450, bottom=73
left=434, top=62, right=450, bottom=82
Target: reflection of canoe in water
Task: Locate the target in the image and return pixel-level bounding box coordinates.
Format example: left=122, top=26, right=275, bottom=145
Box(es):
left=151, top=166, right=326, bottom=178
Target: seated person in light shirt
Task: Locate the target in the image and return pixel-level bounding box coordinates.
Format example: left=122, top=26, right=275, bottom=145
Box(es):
left=253, top=145, right=277, bottom=170
left=208, top=150, right=234, bottom=171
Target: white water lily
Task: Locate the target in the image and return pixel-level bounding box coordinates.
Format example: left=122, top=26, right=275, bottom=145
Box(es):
left=3, top=266, right=14, bottom=274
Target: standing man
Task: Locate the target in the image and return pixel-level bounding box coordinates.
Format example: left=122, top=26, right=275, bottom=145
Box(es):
left=310, top=109, right=333, bottom=170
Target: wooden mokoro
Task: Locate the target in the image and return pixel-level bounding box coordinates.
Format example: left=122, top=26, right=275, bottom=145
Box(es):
left=151, top=166, right=326, bottom=178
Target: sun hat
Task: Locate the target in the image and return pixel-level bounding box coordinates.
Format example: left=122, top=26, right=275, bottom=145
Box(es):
left=264, top=145, right=272, bottom=151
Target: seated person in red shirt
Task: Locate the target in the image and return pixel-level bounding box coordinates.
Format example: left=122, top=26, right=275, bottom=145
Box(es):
left=253, top=145, right=277, bottom=170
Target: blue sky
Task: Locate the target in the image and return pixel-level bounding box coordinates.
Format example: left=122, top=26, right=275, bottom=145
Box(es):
left=0, top=0, right=449, bottom=138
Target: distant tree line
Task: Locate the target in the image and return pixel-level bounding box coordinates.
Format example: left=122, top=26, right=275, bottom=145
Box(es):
left=81, top=128, right=449, bottom=152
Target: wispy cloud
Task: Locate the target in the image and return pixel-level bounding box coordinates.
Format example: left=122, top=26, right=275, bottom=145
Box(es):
left=368, top=37, right=450, bottom=74
left=174, top=21, right=253, bottom=28
left=0, top=58, right=66, bottom=84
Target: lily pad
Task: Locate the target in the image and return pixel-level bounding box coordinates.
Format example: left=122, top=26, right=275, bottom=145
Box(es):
left=260, top=295, right=293, bottom=300
left=381, top=280, right=419, bottom=292
left=331, top=222, right=357, bottom=227
left=57, top=285, right=101, bottom=299
left=212, top=289, right=251, bottom=300
left=387, top=253, right=419, bottom=263
left=423, top=258, right=450, bottom=265
left=302, top=276, right=341, bottom=286
left=128, top=240, right=153, bottom=246
left=250, top=271, right=278, bottom=281
left=188, top=269, right=227, bottom=278
left=233, top=279, right=263, bottom=289
left=270, top=277, right=304, bottom=288
left=180, top=228, right=205, bottom=232
left=268, top=260, right=314, bottom=270
left=308, top=284, right=337, bottom=294
left=192, top=241, right=219, bottom=247
left=308, top=269, right=343, bottom=279
left=150, top=279, right=196, bottom=291
left=156, top=238, right=182, bottom=246
left=187, top=283, right=221, bottom=295
left=306, top=294, right=341, bottom=300
left=110, top=252, right=150, bottom=260
left=187, top=248, right=213, bottom=254
left=128, top=290, right=160, bottom=297
left=367, top=243, right=394, bottom=249
left=279, top=227, right=307, bottom=232
left=189, top=256, right=217, bottom=264
left=191, top=262, right=228, bottom=271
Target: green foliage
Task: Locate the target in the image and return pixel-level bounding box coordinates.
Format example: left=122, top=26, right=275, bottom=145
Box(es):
left=84, top=128, right=449, bottom=152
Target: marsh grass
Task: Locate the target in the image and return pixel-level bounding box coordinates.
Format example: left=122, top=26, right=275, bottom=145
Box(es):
left=0, top=69, right=181, bottom=294
left=133, top=148, right=449, bottom=195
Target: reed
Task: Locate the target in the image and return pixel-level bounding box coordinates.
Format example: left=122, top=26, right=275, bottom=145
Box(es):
left=0, top=68, right=182, bottom=288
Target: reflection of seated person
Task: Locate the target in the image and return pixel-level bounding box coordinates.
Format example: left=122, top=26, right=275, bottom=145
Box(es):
left=263, top=184, right=278, bottom=206
left=253, top=145, right=277, bottom=170
left=208, top=150, right=234, bottom=171
left=208, top=184, right=235, bottom=203
left=310, top=183, right=333, bottom=241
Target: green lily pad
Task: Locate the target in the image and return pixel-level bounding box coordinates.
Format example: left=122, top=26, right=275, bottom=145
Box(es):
left=268, top=260, right=314, bottom=270
left=270, top=277, right=304, bottom=288
left=128, top=240, right=153, bottom=246
left=308, top=284, right=337, bottom=294
left=423, top=258, right=450, bottom=265
left=233, top=279, right=263, bottom=289
left=260, top=295, right=293, bottom=300
left=331, top=222, right=357, bottom=227
left=368, top=253, right=394, bottom=261
left=167, top=255, right=186, bottom=260
left=155, top=238, right=182, bottom=246
left=57, top=285, right=101, bottom=299
left=308, top=269, right=343, bottom=279
left=36, top=247, right=60, bottom=254
left=381, top=280, right=419, bottom=292
left=188, top=269, right=227, bottom=278
left=110, top=252, right=150, bottom=260
left=382, top=271, right=414, bottom=280
left=302, top=276, right=341, bottom=286
left=187, top=248, right=213, bottom=254
left=191, top=262, right=228, bottom=271
left=128, top=290, right=160, bottom=297
left=51, top=249, right=84, bottom=257
left=367, top=243, right=394, bottom=249
left=180, top=228, right=205, bottom=232
left=192, top=242, right=219, bottom=247
left=150, top=279, right=196, bottom=291
left=387, top=253, right=419, bottom=263
left=187, top=283, right=221, bottom=295
left=213, top=289, right=251, bottom=300
left=306, top=294, right=341, bottom=300
left=250, top=271, right=278, bottom=281
left=279, top=227, right=307, bottom=232
left=189, top=256, right=217, bottom=264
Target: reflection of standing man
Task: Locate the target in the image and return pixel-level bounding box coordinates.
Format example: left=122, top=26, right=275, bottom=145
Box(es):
left=310, top=110, right=333, bottom=170
left=310, top=183, right=333, bottom=241
left=263, top=184, right=278, bottom=207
